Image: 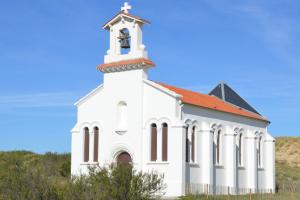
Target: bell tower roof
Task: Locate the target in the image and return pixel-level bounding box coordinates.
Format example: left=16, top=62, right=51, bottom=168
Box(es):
left=102, top=11, right=150, bottom=30
left=98, top=2, right=154, bottom=73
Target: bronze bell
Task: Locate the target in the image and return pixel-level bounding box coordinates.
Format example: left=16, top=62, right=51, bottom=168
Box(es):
left=118, top=29, right=131, bottom=49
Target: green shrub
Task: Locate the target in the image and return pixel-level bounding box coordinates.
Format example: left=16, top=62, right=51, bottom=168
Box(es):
left=0, top=152, right=165, bottom=200
left=64, top=164, right=166, bottom=200
left=59, top=159, right=71, bottom=177
left=0, top=155, right=59, bottom=200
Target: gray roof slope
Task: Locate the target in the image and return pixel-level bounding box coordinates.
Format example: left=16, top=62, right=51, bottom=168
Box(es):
left=209, top=82, right=261, bottom=115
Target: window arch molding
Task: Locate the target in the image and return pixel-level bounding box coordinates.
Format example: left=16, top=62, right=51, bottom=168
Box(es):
left=143, top=118, right=159, bottom=130
left=79, top=122, right=92, bottom=132
left=143, top=117, right=171, bottom=133
left=257, top=132, right=264, bottom=168
left=210, top=123, right=218, bottom=134
left=158, top=117, right=172, bottom=126
left=211, top=124, right=224, bottom=166
left=184, top=119, right=193, bottom=163
left=191, top=120, right=200, bottom=130
left=254, top=131, right=260, bottom=138
left=190, top=125, right=197, bottom=163
left=235, top=128, right=245, bottom=167
left=234, top=127, right=240, bottom=135
left=184, top=119, right=192, bottom=126
left=110, top=143, right=135, bottom=164
left=90, top=121, right=103, bottom=132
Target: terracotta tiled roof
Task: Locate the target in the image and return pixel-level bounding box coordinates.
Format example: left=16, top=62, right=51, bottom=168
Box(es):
left=158, top=82, right=269, bottom=123
left=97, top=58, right=155, bottom=71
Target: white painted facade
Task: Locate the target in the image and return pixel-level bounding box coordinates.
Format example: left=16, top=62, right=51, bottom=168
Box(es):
left=71, top=3, right=275, bottom=198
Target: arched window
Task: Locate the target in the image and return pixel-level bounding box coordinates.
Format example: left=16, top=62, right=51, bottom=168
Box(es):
left=150, top=123, right=157, bottom=161
left=186, top=126, right=190, bottom=163
left=83, top=127, right=90, bottom=162
left=215, top=129, right=222, bottom=165
left=258, top=136, right=263, bottom=167
left=93, top=127, right=99, bottom=162
left=191, top=126, right=196, bottom=162
left=162, top=123, right=168, bottom=161
left=237, top=133, right=243, bottom=166
left=117, top=101, right=127, bottom=131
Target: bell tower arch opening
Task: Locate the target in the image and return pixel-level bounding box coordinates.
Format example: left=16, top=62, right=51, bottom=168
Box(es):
left=119, top=28, right=131, bottom=55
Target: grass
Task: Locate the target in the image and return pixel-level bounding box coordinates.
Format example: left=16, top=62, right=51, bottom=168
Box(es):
left=179, top=193, right=300, bottom=200
left=276, top=161, right=300, bottom=182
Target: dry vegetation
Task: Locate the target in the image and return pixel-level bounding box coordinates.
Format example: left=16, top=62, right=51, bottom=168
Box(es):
left=276, top=137, right=300, bottom=167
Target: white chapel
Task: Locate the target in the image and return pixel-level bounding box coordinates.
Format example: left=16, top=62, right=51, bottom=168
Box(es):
left=71, top=2, right=275, bottom=197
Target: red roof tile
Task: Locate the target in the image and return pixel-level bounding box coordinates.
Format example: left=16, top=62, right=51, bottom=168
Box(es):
left=158, top=82, right=269, bottom=123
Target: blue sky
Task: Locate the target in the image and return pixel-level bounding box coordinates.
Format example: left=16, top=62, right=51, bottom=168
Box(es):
left=0, top=0, right=299, bottom=153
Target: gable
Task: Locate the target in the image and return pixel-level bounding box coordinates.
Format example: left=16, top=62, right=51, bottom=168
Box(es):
left=74, top=84, right=103, bottom=107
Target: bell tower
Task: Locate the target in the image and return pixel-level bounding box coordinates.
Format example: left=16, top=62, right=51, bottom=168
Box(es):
left=98, top=2, right=155, bottom=73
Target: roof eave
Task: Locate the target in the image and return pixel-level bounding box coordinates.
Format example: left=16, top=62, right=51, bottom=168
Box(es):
left=183, top=102, right=270, bottom=123
left=102, top=12, right=150, bottom=30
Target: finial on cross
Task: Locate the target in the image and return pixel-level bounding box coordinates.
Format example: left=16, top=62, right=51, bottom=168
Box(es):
left=121, top=2, right=132, bottom=13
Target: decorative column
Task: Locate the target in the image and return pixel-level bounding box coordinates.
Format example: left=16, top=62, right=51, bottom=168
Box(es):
left=200, top=123, right=213, bottom=194
left=224, top=127, right=237, bottom=194
left=264, top=134, right=275, bottom=193
left=245, top=131, right=258, bottom=193
left=169, top=124, right=187, bottom=196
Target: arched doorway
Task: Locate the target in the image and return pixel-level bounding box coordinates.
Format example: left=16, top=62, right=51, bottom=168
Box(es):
left=116, top=151, right=132, bottom=165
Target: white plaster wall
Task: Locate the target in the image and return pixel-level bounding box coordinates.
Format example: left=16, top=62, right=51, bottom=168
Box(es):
left=237, top=168, right=247, bottom=190
left=72, top=69, right=146, bottom=174
left=71, top=74, right=186, bottom=197
left=71, top=72, right=275, bottom=197
left=182, top=104, right=272, bottom=194
left=142, top=81, right=186, bottom=197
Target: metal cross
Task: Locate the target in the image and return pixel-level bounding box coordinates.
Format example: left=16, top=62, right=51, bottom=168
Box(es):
left=121, top=2, right=132, bottom=13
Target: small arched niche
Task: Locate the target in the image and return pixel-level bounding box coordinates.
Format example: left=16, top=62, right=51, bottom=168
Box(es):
left=116, top=101, right=128, bottom=134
